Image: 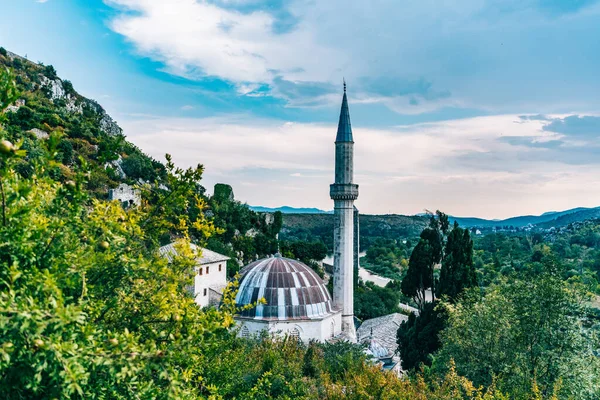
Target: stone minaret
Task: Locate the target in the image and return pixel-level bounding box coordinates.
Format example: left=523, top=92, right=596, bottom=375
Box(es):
left=330, top=81, right=358, bottom=342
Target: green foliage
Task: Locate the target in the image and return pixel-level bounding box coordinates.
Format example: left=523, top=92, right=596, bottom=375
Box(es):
left=438, top=224, right=477, bottom=300
left=354, top=280, right=403, bottom=321
left=213, top=182, right=233, bottom=201
left=397, top=302, right=445, bottom=370
left=121, top=152, right=160, bottom=182
left=362, top=237, right=409, bottom=280
left=43, top=64, right=57, bottom=80
left=0, top=137, right=236, bottom=397
left=0, top=67, right=18, bottom=117
left=402, top=227, right=442, bottom=310
left=436, top=275, right=600, bottom=399
left=398, top=216, right=478, bottom=372
left=280, top=239, right=327, bottom=264
left=207, top=186, right=282, bottom=265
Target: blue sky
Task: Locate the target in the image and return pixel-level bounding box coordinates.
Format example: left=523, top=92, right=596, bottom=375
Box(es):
left=2, top=0, right=600, bottom=218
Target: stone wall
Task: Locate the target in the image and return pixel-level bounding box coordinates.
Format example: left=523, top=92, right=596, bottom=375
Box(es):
left=108, top=183, right=140, bottom=207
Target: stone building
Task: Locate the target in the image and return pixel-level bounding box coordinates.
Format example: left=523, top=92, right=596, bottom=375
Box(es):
left=108, top=183, right=140, bottom=207
left=234, top=83, right=359, bottom=343
left=159, top=242, right=230, bottom=308
left=234, top=255, right=342, bottom=342
left=354, top=206, right=360, bottom=287
left=330, top=81, right=359, bottom=342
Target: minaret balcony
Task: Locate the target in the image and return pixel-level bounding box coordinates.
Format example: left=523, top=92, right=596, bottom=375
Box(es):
left=330, top=184, right=359, bottom=200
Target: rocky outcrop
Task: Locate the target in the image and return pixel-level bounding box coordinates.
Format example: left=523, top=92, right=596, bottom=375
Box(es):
left=99, top=113, right=122, bottom=136
left=105, top=155, right=126, bottom=179
left=38, top=74, right=122, bottom=137
left=28, top=128, right=49, bottom=140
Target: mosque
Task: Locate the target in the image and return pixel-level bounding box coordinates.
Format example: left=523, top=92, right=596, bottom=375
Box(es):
left=234, top=83, right=360, bottom=343
left=159, top=84, right=403, bottom=371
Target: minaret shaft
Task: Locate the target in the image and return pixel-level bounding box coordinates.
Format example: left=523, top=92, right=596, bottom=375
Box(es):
left=330, top=84, right=358, bottom=342
left=333, top=199, right=356, bottom=339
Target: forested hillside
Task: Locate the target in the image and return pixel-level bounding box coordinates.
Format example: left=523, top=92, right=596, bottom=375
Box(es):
left=0, top=48, right=287, bottom=269
left=2, top=48, right=599, bottom=399
left=281, top=213, right=428, bottom=250
left=0, top=48, right=166, bottom=197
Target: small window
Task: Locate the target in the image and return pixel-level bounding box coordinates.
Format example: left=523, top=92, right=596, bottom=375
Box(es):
left=203, top=288, right=207, bottom=296
left=219, top=264, right=222, bottom=272
left=199, top=268, right=203, bottom=276
left=206, top=266, right=209, bottom=274
left=331, top=321, right=335, bottom=338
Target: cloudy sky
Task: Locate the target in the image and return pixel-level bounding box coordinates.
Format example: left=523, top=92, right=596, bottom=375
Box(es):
left=2, top=0, right=600, bottom=218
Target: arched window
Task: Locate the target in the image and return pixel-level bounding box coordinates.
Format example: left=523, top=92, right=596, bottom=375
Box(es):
left=331, top=320, right=335, bottom=338
left=241, top=326, right=250, bottom=338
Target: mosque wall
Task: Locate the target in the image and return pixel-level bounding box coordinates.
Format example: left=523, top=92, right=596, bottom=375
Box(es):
left=237, top=311, right=342, bottom=343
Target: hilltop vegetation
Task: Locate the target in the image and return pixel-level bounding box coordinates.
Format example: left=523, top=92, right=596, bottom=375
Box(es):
left=0, top=48, right=287, bottom=270
left=0, top=48, right=166, bottom=198
left=281, top=213, right=428, bottom=251
left=0, top=50, right=548, bottom=399
left=2, top=48, right=600, bottom=398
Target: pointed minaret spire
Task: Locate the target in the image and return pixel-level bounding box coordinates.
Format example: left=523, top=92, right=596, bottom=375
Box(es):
left=330, top=80, right=358, bottom=342
left=336, top=80, right=353, bottom=143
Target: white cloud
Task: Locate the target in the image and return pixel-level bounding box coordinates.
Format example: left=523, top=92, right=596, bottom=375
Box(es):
left=119, top=113, right=600, bottom=219
left=105, top=0, right=600, bottom=112
left=107, top=0, right=341, bottom=85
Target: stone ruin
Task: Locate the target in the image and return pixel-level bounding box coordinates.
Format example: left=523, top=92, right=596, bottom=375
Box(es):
left=108, top=183, right=141, bottom=207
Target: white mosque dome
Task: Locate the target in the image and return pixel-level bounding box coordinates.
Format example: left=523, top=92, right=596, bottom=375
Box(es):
left=235, top=255, right=337, bottom=320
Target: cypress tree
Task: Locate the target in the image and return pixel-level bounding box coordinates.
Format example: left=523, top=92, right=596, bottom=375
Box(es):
left=437, top=222, right=477, bottom=300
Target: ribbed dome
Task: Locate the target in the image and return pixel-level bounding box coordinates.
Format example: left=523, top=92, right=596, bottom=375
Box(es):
left=235, top=256, right=337, bottom=321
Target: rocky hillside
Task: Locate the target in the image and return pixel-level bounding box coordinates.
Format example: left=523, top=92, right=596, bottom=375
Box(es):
left=0, top=47, right=165, bottom=197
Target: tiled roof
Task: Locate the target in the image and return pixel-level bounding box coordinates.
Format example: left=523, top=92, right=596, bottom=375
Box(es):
left=159, top=242, right=230, bottom=264
left=357, top=313, right=408, bottom=357
left=235, top=256, right=338, bottom=321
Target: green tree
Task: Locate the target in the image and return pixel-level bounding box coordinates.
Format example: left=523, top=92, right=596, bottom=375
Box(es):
left=0, top=122, right=237, bottom=397
left=436, top=275, right=600, bottom=399
left=437, top=222, right=477, bottom=300
left=397, top=302, right=445, bottom=370
left=354, top=280, right=402, bottom=320
left=398, top=218, right=477, bottom=371
left=401, top=227, right=441, bottom=310
left=0, top=67, right=18, bottom=117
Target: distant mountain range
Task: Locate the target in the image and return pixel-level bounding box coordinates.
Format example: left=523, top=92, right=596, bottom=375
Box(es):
left=252, top=205, right=600, bottom=229
left=249, top=206, right=331, bottom=214
left=450, top=207, right=600, bottom=228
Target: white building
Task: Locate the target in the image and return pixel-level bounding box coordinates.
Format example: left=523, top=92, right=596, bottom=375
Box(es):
left=233, top=83, right=358, bottom=343
left=234, top=255, right=342, bottom=342
left=330, top=81, right=359, bottom=342
left=108, top=183, right=141, bottom=207
left=159, top=242, right=230, bottom=308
